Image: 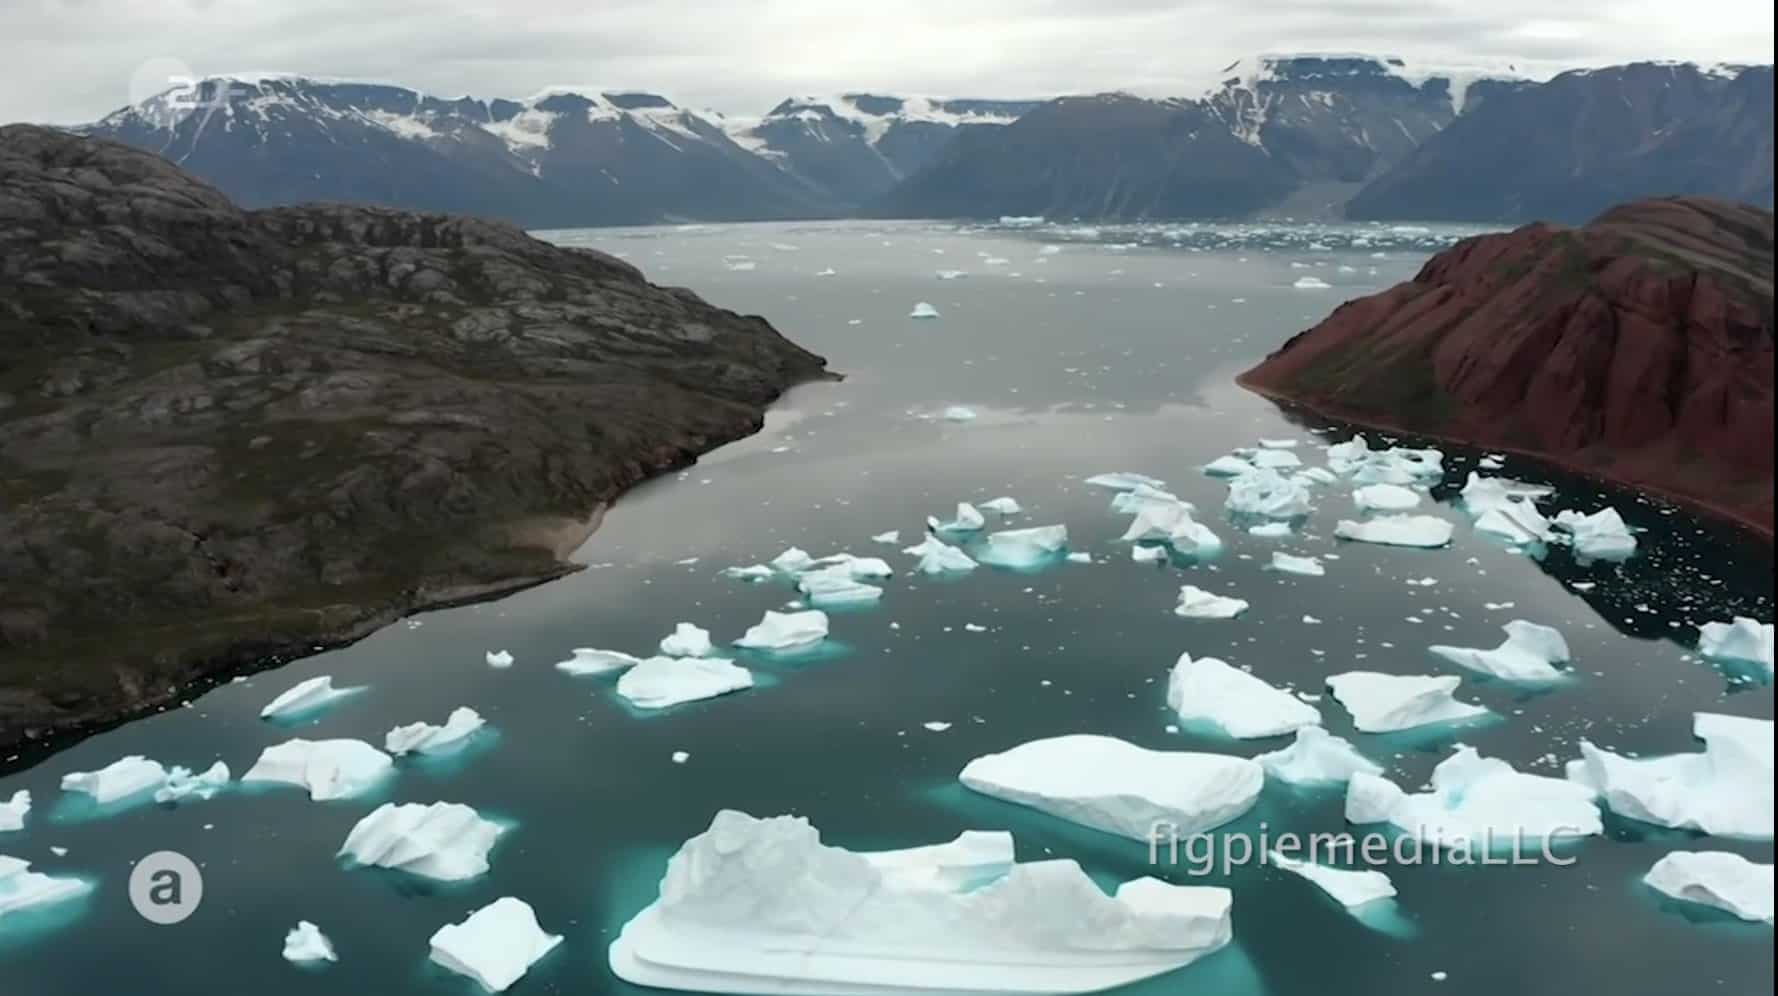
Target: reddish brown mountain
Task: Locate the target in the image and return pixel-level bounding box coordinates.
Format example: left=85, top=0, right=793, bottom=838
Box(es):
left=1240, top=196, right=1774, bottom=537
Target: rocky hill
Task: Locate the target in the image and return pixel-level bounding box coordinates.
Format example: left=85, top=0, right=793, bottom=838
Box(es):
left=1239, top=196, right=1774, bottom=536
left=0, top=124, right=830, bottom=748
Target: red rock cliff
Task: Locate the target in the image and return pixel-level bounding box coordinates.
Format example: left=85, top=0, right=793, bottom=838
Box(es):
left=1240, top=196, right=1774, bottom=537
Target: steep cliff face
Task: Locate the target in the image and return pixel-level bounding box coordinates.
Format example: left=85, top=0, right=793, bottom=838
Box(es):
left=1240, top=197, right=1774, bottom=535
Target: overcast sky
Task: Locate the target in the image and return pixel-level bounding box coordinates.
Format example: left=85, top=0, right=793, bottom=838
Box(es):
left=3, top=0, right=1773, bottom=124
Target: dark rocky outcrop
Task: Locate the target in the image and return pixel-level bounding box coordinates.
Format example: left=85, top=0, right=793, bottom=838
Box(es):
left=1240, top=196, right=1774, bottom=537
left=0, top=125, right=831, bottom=748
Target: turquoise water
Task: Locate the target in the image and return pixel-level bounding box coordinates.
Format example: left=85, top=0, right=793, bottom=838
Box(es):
left=1, top=220, right=1771, bottom=995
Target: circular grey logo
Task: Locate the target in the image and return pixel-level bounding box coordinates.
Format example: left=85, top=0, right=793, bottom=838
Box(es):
left=128, top=851, right=203, bottom=925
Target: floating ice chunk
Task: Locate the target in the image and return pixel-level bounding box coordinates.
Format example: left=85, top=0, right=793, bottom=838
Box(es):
left=617, top=657, right=753, bottom=710
left=1252, top=449, right=1302, bottom=470
left=1643, top=851, right=1774, bottom=924
left=1325, top=672, right=1488, bottom=732
left=1110, top=483, right=1186, bottom=515
left=485, top=650, right=514, bottom=669
left=154, top=762, right=230, bottom=804
left=1254, top=727, right=1382, bottom=786
left=871, top=530, right=902, bottom=545
left=1296, top=467, right=1338, bottom=487
left=927, top=502, right=986, bottom=533
left=769, top=547, right=817, bottom=574
left=1337, top=445, right=1444, bottom=485
left=822, top=554, right=893, bottom=579
left=1225, top=468, right=1312, bottom=519
left=959, top=734, right=1262, bottom=840
left=936, top=269, right=967, bottom=280
left=1270, top=850, right=1396, bottom=908
left=940, top=406, right=977, bottom=422
left=976, top=525, right=1069, bottom=568
left=1553, top=507, right=1638, bottom=560
left=283, top=921, right=337, bottom=965
left=1430, top=621, right=1570, bottom=682
left=1352, top=483, right=1421, bottom=512
left=1202, top=455, right=1254, bottom=477
left=1085, top=472, right=1167, bottom=491
left=734, top=610, right=829, bottom=653
left=1133, top=545, right=1167, bottom=564
left=671, top=751, right=690, bottom=764
left=902, top=534, right=978, bottom=574
left=1697, top=617, right=1775, bottom=676
left=1460, top=472, right=1553, bottom=511
left=1174, top=586, right=1249, bottom=620
left=1461, top=474, right=1554, bottom=544
left=0, top=856, right=91, bottom=920
left=1269, top=553, right=1325, bottom=576
left=1293, top=276, right=1331, bottom=289
left=980, top=496, right=1023, bottom=515
left=922, top=722, right=953, bottom=733
left=795, top=568, right=883, bottom=607
left=0, top=791, right=29, bottom=832
left=1565, top=712, right=1773, bottom=839
left=259, top=675, right=360, bottom=720
left=1167, top=654, right=1320, bottom=739
left=555, top=648, right=643, bottom=676
left=241, top=739, right=394, bottom=801
left=429, top=897, right=562, bottom=993
left=1067, top=551, right=1092, bottom=564
left=608, top=810, right=1234, bottom=995
left=720, top=564, right=775, bottom=582
left=1347, top=746, right=1601, bottom=848
left=385, top=708, right=486, bottom=757
left=1259, top=438, right=1298, bottom=449
left=1326, top=436, right=1372, bottom=475
left=340, top=801, right=506, bottom=881
left=909, top=302, right=941, bottom=319
left=659, top=623, right=715, bottom=658
left=60, top=756, right=168, bottom=805
left=1334, top=515, right=1454, bottom=548
left=1248, top=522, right=1292, bottom=538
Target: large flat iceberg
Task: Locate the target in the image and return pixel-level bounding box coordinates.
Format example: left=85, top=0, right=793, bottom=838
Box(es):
left=1254, top=727, right=1382, bottom=786
left=617, top=657, right=754, bottom=710
left=1346, top=747, right=1601, bottom=848
left=1167, top=654, right=1320, bottom=739
left=1564, top=712, right=1773, bottom=839
left=429, top=896, right=562, bottom=993
left=60, top=755, right=168, bottom=805
left=733, top=610, right=829, bottom=653
left=1429, top=620, right=1571, bottom=682
left=241, top=739, right=394, bottom=801
left=1642, top=851, right=1774, bottom=924
left=1325, top=672, right=1488, bottom=733
left=975, top=525, right=1069, bottom=569
left=1334, top=515, right=1453, bottom=548
left=340, top=801, right=506, bottom=881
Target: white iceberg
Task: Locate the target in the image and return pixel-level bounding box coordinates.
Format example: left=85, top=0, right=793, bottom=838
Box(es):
left=976, top=525, right=1069, bottom=568
left=154, top=762, right=230, bottom=804
left=734, top=610, right=829, bottom=653
left=283, top=920, right=338, bottom=965
left=769, top=547, right=817, bottom=574
left=0, top=856, right=91, bottom=920
left=1252, top=449, right=1302, bottom=470
left=936, top=269, right=967, bottom=280
left=1346, top=746, right=1601, bottom=848
left=909, top=302, right=941, bottom=319
left=1553, top=507, right=1637, bottom=559
left=1697, top=617, right=1775, bottom=676
left=1132, top=545, right=1167, bottom=564
left=1352, top=483, right=1421, bottom=512
left=1430, top=621, right=1571, bottom=682
left=720, top=564, right=776, bottom=583
left=60, top=755, right=167, bottom=805
left=1642, top=851, right=1774, bottom=924
left=340, top=801, right=506, bottom=881
left=617, top=656, right=754, bottom=710
left=485, top=650, right=514, bottom=669
left=241, top=739, right=394, bottom=801
left=1293, top=276, right=1331, bottom=289
left=0, top=791, right=29, bottom=833
left=940, top=406, right=977, bottom=422
left=1202, top=455, right=1254, bottom=478
left=555, top=648, right=643, bottom=676
left=959, top=734, right=1262, bottom=840
left=1269, top=850, right=1396, bottom=908
left=1248, top=522, right=1292, bottom=538
left=1461, top=474, right=1554, bottom=544
left=608, top=810, right=1233, bottom=995
left=1258, top=438, right=1298, bottom=449
left=1296, top=466, right=1339, bottom=486
left=902, top=534, right=978, bottom=574
left=1253, top=727, right=1382, bottom=786
left=385, top=708, right=487, bottom=756
left=795, top=568, right=883, bottom=607
left=1334, top=515, right=1454, bottom=548
left=1085, top=472, right=1167, bottom=491
left=1269, top=552, right=1325, bottom=577
left=1174, top=586, right=1249, bottom=620
left=871, top=530, right=902, bottom=545
left=1325, top=672, right=1488, bottom=733
left=659, top=622, right=715, bottom=658
left=1225, top=468, right=1312, bottom=520
left=429, top=897, right=562, bottom=993
left=259, top=675, right=359, bottom=720
left=927, top=501, right=986, bottom=533
left=1564, top=712, right=1773, bottom=839
left=1167, top=654, right=1321, bottom=739
left=980, top=496, right=1023, bottom=515
left=1109, top=483, right=1186, bottom=515
left=1119, top=500, right=1221, bottom=555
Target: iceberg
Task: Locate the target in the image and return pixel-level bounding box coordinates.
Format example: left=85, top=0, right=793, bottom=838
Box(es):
left=1247, top=522, right=1292, bottom=538
left=1269, top=552, right=1325, bottom=577
left=283, top=921, right=337, bottom=964
left=940, top=406, right=977, bottom=422
left=871, top=530, right=901, bottom=545
left=153, top=762, right=230, bottom=804
left=927, top=501, right=986, bottom=533
left=909, top=302, right=940, bottom=319
left=1132, top=545, right=1167, bottom=564
left=1296, top=466, right=1338, bottom=486
left=60, top=755, right=167, bottom=805
left=1084, top=472, right=1167, bottom=491
left=1643, top=851, right=1774, bottom=924
left=1430, top=621, right=1570, bottom=682
left=241, top=739, right=394, bottom=801
left=959, top=734, right=1262, bottom=840
left=1352, top=483, right=1421, bottom=512
left=555, top=648, right=643, bottom=676
left=980, top=496, right=1022, bottom=515
left=1564, top=712, right=1773, bottom=839
left=617, top=656, right=754, bottom=710
left=259, top=675, right=359, bottom=720
left=1553, top=507, right=1637, bottom=559
left=1167, top=654, right=1321, bottom=739
left=1346, top=746, right=1602, bottom=848
left=1119, top=500, right=1214, bottom=549
left=976, top=525, right=1069, bottom=568
left=1325, top=672, right=1488, bottom=733
left=1269, top=850, right=1396, bottom=908
left=1174, top=586, right=1249, bottom=620
left=1334, top=515, right=1454, bottom=548
left=769, top=547, right=817, bottom=574
left=1251, top=449, right=1302, bottom=470
left=1202, top=455, right=1253, bottom=477
left=1293, top=276, right=1331, bottom=289
left=385, top=707, right=487, bottom=756
left=1110, top=483, right=1187, bottom=515
left=1259, top=438, right=1298, bottom=449
left=659, top=622, right=715, bottom=658
left=0, top=856, right=91, bottom=920
left=720, top=564, right=775, bottom=583
left=795, top=568, right=883, bottom=607
left=0, top=791, right=29, bottom=833
left=1225, top=468, right=1312, bottom=519
left=733, top=610, right=829, bottom=653
left=485, top=650, right=514, bottom=669
left=902, top=534, right=977, bottom=574
left=1697, top=617, right=1775, bottom=676
left=1325, top=436, right=1372, bottom=475
left=1253, top=727, right=1382, bottom=786
left=609, top=810, right=1233, bottom=995
left=340, top=801, right=506, bottom=881
left=430, top=897, right=562, bottom=993
left=1461, top=474, right=1554, bottom=544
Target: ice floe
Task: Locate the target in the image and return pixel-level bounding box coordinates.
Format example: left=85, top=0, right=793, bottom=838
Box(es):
left=60, top=756, right=168, bottom=805
left=733, top=610, right=829, bottom=653
left=1352, top=483, right=1421, bottom=512
left=1325, top=672, right=1488, bottom=732
left=1174, top=586, right=1249, bottom=620
left=1119, top=500, right=1222, bottom=555
left=909, top=302, right=941, bottom=319
left=1225, top=468, right=1312, bottom=520
left=0, top=791, right=29, bottom=832
left=154, top=762, right=230, bottom=804
left=659, top=623, right=715, bottom=658
left=1430, top=621, right=1570, bottom=682
left=1167, top=654, right=1321, bottom=738
left=1565, top=712, right=1773, bottom=839
left=1110, top=484, right=1186, bottom=515
left=959, top=734, right=1262, bottom=839
left=1346, top=746, right=1601, bottom=848
left=429, top=897, right=562, bottom=993
left=902, top=534, right=978, bottom=574
left=385, top=708, right=487, bottom=756
left=259, top=675, right=360, bottom=720
left=940, top=406, right=977, bottom=422
left=616, top=656, right=754, bottom=710
left=1642, top=851, right=1774, bottom=924
left=795, top=568, right=883, bottom=607
left=0, top=856, right=90, bottom=920
left=1293, top=276, right=1331, bottom=289
left=1269, top=553, right=1325, bottom=577
left=1553, top=507, right=1637, bottom=560
left=1202, top=455, right=1253, bottom=477
left=1460, top=473, right=1554, bottom=544
left=927, top=501, right=986, bottom=532
left=980, top=496, right=1023, bottom=515
left=720, top=564, right=776, bottom=583
left=282, top=920, right=338, bottom=965
left=1697, top=617, right=1774, bottom=676
left=1085, top=472, right=1167, bottom=491
left=871, top=530, right=902, bottom=545
left=1270, top=850, right=1396, bottom=908
left=340, top=801, right=506, bottom=881
left=1253, top=727, right=1382, bottom=786
left=975, top=525, right=1069, bottom=568
left=1133, top=545, right=1167, bottom=564
left=485, top=650, right=514, bottom=669
left=555, top=648, right=643, bottom=676
left=241, top=739, right=394, bottom=801
left=1334, top=515, right=1454, bottom=548
left=1248, top=522, right=1292, bottom=538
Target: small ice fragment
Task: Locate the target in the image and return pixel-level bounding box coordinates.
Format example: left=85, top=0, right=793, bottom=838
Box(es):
left=1325, top=672, right=1489, bottom=732
left=384, top=708, right=487, bottom=756
left=242, top=739, right=393, bottom=801
left=0, top=790, right=30, bottom=832
left=659, top=623, right=715, bottom=658
left=1334, top=515, right=1454, bottom=548
left=1252, top=449, right=1302, bottom=470
left=154, top=762, right=230, bottom=804
left=1254, top=727, right=1382, bottom=786
left=1269, top=553, right=1325, bottom=577
left=902, top=534, right=977, bottom=574
left=979, top=496, right=1022, bottom=515
left=1133, top=545, right=1167, bottom=563
left=1066, top=551, right=1092, bottom=564
left=940, top=406, right=977, bottom=422
left=283, top=921, right=337, bottom=965
left=1084, top=472, right=1167, bottom=491
left=936, top=269, right=967, bottom=280
left=616, top=657, right=753, bottom=710
left=1642, top=851, right=1774, bottom=924
left=428, top=897, right=562, bottom=993
left=734, top=610, right=829, bottom=653
left=340, top=801, right=505, bottom=880
left=923, top=722, right=953, bottom=732
left=1167, top=654, right=1321, bottom=738
left=1293, top=276, right=1331, bottom=289
left=1258, top=438, right=1298, bottom=449
left=60, top=756, right=167, bottom=805
left=260, top=675, right=359, bottom=720
left=485, top=650, right=514, bottom=669
left=1174, top=586, right=1249, bottom=620
left=721, top=564, right=776, bottom=582
left=871, top=530, right=902, bottom=545
left=1430, top=621, right=1570, bottom=682
left=1248, top=522, right=1292, bottom=538
left=1270, top=850, right=1396, bottom=908
left=671, top=751, right=690, bottom=764
left=927, top=502, right=986, bottom=533
left=909, top=302, right=941, bottom=319
left=555, top=648, right=643, bottom=676
left=1202, top=455, right=1253, bottom=477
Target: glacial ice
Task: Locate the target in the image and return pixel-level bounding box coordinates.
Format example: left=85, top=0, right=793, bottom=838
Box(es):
left=1352, top=483, right=1421, bottom=512
left=659, top=623, right=715, bottom=658
left=975, top=525, right=1069, bottom=568
left=1252, top=449, right=1302, bottom=470
left=1553, top=507, right=1637, bottom=560
left=1269, top=553, right=1325, bottom=576
left=1296, top=466, right=1339, bottom=486
left=340, top=801, right=506, bottom=881
left=1111, top=484, right=1186, bottom=515
left=429, top=897, right=562, bottom=993
left=940, top=406, right=977, bottom=422
left=1225, top=468, right=1312, bottom=519
left=616, top=656, right=754, bottom=710
left=721, top=564, right=776, bottom=583
left=1202, top=455, right=1254, bottom=477
left=1346, top=746, right=1602, bottom=848
left=1174, top=586, right=1249, bottom=620
left=734, top=610, right=829, bottom=653
left=485, top=650, right=514, bottom=669
left=1642, top=851, right=1774, bottom=924
left=0, top=856, right=90, bottom=920
left=608, top=810, right=1234, bottom=995
left=1461, top=474, right=1554, bottom=544
left=1133, top=545, right=1167, bottom=563
left=1334, top=515, right=1454, bottom=548
left=871, top=530, right=902, bottom=545
left=770, top=547, right=817, bottom=574
left=795, top=568, right=883, bottom=607
left=1248, top=522, right=1292, bottom=538
left=909, top=302, right=941, bottom=319
left=1564, top=712, right=1773, bottom=839
left=154, top=762, right=230, bottom=804
left=60, top=756, right=168, bottom=805
left=385, top=708, right=487, bottom=756
left=1253, top=727, right=1382, bottom=786
left=1269, top=850, right=1396, bottom=908
left=1259, top=438, right=1298, bottom=449
left=1293, top=276, right=1331, bottom=289
left=1430, top=621, right=1571, bottom=682
left=555, top=648, right=644, bottom=676
left=241, top=739, right=394, bottom=801
left=980, top=496, right=1023, bottom=515
left=1167, top=654, right=1321, bottom=738
left=927, top=501, right=986, bottom=533
left=282, top=921, right=338, bottom=965
left=1330, top=439, right=1445, bottom=484
left=1697, top=617, right=1775, bottom=676
left=259, top=675, right=360, bottom=720
left=1325, top=672, right=1488, bottom=732
left=1085, top=472, right=1167, bottom=491
left=902, top=534, right=978, bottom=574
left=959, top=734, right=1263, bottom=840
left=0, top=791, right=28, bottom=832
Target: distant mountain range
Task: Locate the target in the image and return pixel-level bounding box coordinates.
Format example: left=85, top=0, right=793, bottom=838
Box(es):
left=70, top=56, right=1773, bottom=227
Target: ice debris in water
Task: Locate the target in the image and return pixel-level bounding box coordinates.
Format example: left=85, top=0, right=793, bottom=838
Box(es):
left=1325, top=672, right=1489, bottom=733
left=1697, top=617, right=1774, bottom=676
left=1110, top=483, right=1187, bottom=515
left=1430, top=621, right=1571, bottom=683
left=1085, top=472, right=1167, bottom=491
left=555, top=648, right=643, bottom=676
left=796, top=567, right=883, bottom=607
left=1202, top=455, right=1253, bottom=477
left=1248, top=522, right=1292, bottom=538
left=733, top=610, right=829, bottom=653
left=1460, top=473, right=1554, bottom=544
left=909, top=301, right=941, bottom=319
left=608, top=810, right=1234, bottom=995
left=1329, top=437, right=1444, bottom=484
left=975, top=525, right=1069, bottom=568
left=154, top=762, right=230, bottom=804
left=485, top=650, right=514, bottom=669
left=1642, top=851, right=1774, bottom=924
left=1269, top=553, right=1325, bottom=576
left=1270, top=850, right=1396, bottom=908
left=259, top=675, right=361, bottom=720
left=940, top=406, right=977, bottom=422
left=1133, top=545, right=1167, bottom=564
left=282, top=921, right=338, bottom=965
left=1565, top=713, right=1773, bottom=839
left=1346, top=746, right=1602, bottom=848
left=0, top=856, right=91, bottom=921
left=385, top=707, right=486, bottom=756
left=60, top=756, right=168, bottom=805
left=1167, top=654, right=1321, bottom=739
left=1174, top=586, right=1249, bottom=620
left=1120, top=501, right=1222, bottom=556
left=1225, top=468, right=1312, bottom=520
left=0, top=791, right=30, bottom=832
left=241, top=739, right=394, bottom=801
left=928, top=501, right=986, bottom=532
left=1293, top=276, right=1331, bottom=289
left=1553, top=507, right=1638, bottom=560
left=340, top=801, right=506, bottom=881
left=1334, top=515, right=1454, bottom=548
left=872, top=530, right=902, bottom=545
left=659, top=623, right=715, bottom=658
left=903, top=534, right=978, bottom=574
left=1254, top=727, right=1382, bottom=787
left=959, top=734, right=1262, bottom=840
left=1259, top=438, right=1298, bottom=449
left=1352, top=483, right=1421, bottom=512
left=979, top=496, right=1022, bottom=515
left=429, top=897, right=562, bottom=993
left=1251, top=449, right=1302, bottom=470
left=617, top=657, right=753, bottom=710
left=720, top=564, right=776, bottom=583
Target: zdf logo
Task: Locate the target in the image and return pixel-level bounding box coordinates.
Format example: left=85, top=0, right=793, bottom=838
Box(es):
left=128, top=851, right=204, bottom=925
